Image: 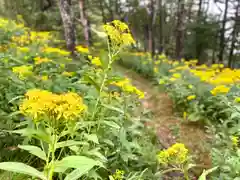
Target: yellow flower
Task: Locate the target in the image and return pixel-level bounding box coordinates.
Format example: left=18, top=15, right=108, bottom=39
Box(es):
left=157, top=150, right=170, bottom=165
left=169, top=69, right=176, bottom=73
left=219, top=64, right=224, bottom=68
left=62, top=71, right=74, bottom=77
left=159, top=79, right=165, bottom=85
left=111, top=78, right=144, bottom=99
left=12, top=65, right=33, bottom=79
left=183, top=112, right=187, bottom=120
left=210, top=85, right=230, bottom=96
left=173, top=61, right=179, bottom=66
left=76, top=45, right=89, bottom=54
left=172, top=73, right=181, bottom=79
left=103, top=20, right=135, bottom=50
left=18, top=47, right=29, bottom=53
left=235, top=97, right=240, bottom=103
left=34, top=57, right=52, bottom=64
left=187, top=95, right=196, bottom=101
left=91, top=56, right=102, bottom=67
left=157, top=143, right=188, bottom=165
left=41, top=76, right=48, bottom=81
left=231, top=136, right=239, bottom=147
left=20, top=89, right=87, bottom=121
left=158, top=54, right=166, bottom=59
left=135, top=88, right=145, bottom=99
left=169, top=77, right=177, bottom=82
left=43, top=47, right=70, bottom=56
left=154, top=67, right=158, bottom=73
left=112, top=169, right=125, bottom=180
left=188, top=84, right=193, bottom=89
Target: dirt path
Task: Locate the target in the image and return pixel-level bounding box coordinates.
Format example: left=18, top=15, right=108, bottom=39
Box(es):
left=116, top=65, right=212, bottom=174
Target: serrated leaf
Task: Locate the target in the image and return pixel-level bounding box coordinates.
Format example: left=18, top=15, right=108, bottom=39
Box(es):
left=56, top=140, right=88, bottom=149
left=18, top=145, right=46, bottom=161
left=0, top=162, right=47, bottom=180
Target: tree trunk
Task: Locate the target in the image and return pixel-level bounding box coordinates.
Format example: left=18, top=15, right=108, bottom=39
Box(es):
left=148, top=0, right=155, bottom=56
left=228, top=0, right=239, bottom=68
left=143, top=24, right=149, bottom=52
left=158, top=0, right=164, bottom=53
left=58, top=0, right=76, bottom=54
left=175, top=0, right=185, bottom=59
left=196, top=0, right=202, bottom=63
left=218, top=0, right=229, bottom=63
left=79, top=0, right=91, bottom=47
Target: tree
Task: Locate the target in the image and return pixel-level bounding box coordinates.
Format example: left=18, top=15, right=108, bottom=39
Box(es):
left=218, top=0, right=229, bottom=62
left=176, top=0, right=186, bottom=59
left=79, top=0, right=91, bottom=46
left=228, top=0, right=240, bottom=68
left=58, top=0, right=76, bottom=54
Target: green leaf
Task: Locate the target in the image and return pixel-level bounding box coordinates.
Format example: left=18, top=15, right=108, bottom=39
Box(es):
left=8, top=128, right=51, bottom=143
left=0, top=162, right=47, bottom=180
left=109, top=176, right=115, bottom=180
left=101, top=104, right=124, bottom=114
left=198, top=166, right=218, bottom=180
left=102, top=120, right=120, bottom=129
left=84, top=134, right=99, bottom=144
left=86, top=148, right=107, bottom=162
left=83, top=75, right=100, bottom=91
left=56, top=156, right=103, bottom=170
left=56, top=140, right=88, bottom=149
left=18, top=145, right=46, bottom=161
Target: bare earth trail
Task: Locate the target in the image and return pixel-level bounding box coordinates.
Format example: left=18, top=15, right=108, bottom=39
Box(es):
left=116, top=65, right=212, bottom=174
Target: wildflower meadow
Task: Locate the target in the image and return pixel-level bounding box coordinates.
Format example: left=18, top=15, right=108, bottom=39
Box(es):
left=0, top=15, right=239, bottom=180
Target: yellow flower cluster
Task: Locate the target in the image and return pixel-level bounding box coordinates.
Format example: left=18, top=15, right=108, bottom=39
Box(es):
left=0, top=18, right=24, bottom=31
left=111, top=78, right=144, bottom=99
left=20, top=89, right=86, bottom=121
left=43, top=47, right=70, bottom=56
left=187, top=95, right=196, bottom=101
left=210, top=85, right=230, bottom=96
left=76, top=45, right=89, bottom=54
left=169, top=73, right=181, bottom=82
left=34, top=57, right=52, bottom=65
left=235, top=97, right=240, bottom=103
left=17, top=47, right=30, bottom=53
left=157, top=143, right=189, bottom=165
left=62, top=71, right=75, bottom=77
left=40, top=76, right=48, bottom=81
left=0, top=45, right=8, bottom=52
left=11, top=31, right=51, bottom=46
left=103, top=20, right=135, bottom=50
left=12, top=65, right=33, bottom=79
left=231, top=136, right=239, bottom=147
left=156, top=56, right=240, bottom=86
left=88, top=55, right=102, bottom=67
left=112, top=169, right=125, bottom=180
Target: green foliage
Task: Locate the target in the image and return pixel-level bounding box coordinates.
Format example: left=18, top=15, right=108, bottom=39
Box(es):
left=0, top=18, right=162, bottom=180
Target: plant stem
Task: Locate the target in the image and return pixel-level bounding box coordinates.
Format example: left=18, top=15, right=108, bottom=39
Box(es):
left=48, top=134, right=56, bottom=180
left=91, top=40, right=113, bottom=121
left=183, top=168, right=190, bottom=180
left=161, top=167, right=182, bottom=174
